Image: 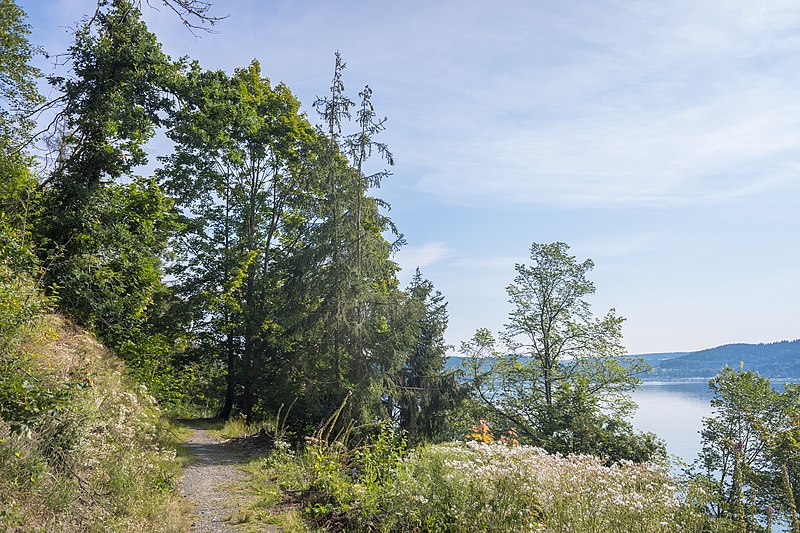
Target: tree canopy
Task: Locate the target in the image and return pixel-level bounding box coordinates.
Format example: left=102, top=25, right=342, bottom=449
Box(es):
left=463, top=242, right=660, bottom=461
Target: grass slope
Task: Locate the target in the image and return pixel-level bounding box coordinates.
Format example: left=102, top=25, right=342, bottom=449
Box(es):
left=0, top=314, right=190, bottom=532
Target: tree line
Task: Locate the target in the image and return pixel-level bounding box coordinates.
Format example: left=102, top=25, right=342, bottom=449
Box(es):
left=1, top=0, right=461, bottom=441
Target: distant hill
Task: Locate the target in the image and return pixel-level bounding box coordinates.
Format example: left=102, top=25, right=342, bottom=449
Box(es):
left=445, top=339, right=800, bottom=380
left=630, top=352, right=690, bottom=367
left=645, top=340, right=800, bottom=379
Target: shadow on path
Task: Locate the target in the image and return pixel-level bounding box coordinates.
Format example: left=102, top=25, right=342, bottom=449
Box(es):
left=185, top=440, right=248, bottom=467
left=177, top=419, right=250, bottom=467
left=176, top=418, right=225, bottom=431
left=178, top=420, right=259, bottom=532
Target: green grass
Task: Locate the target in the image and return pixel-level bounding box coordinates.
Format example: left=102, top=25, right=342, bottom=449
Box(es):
left=215, top=415, right=250, bottom=439
left=0, top=315, right=191, bottom=532
left=231, top=446, right=317, bottom=532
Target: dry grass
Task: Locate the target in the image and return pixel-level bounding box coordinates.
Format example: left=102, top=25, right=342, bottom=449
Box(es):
left=0, top=314, right=191, bottom=532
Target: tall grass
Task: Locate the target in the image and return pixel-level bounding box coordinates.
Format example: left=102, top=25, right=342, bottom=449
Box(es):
left=389, top=441, right=704, bottom=532
left=0, top=315, right=189, bottom=532
left=237, top=423, right=706, bottom=532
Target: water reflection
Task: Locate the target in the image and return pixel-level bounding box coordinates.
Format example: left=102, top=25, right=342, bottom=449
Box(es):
left=630, top=381, right=713, bottom=465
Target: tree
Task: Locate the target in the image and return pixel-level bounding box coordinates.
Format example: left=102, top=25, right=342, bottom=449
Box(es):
left=290, top=52, right=406, bottom=430
left=387, top=269, right=463, bottom=441
left=37, top=0, right=178, bottom=339
left=0, top=0, right=43, bottom=156
left=44, top=0, right=174, bottom=201
left=159, top=59, right=317, bottom=420
left=136, top=0, right=226, bottom=32
left=0, top=0, right=42, bottom=249
left=693, top=366, right=800, bottom=530
left=463, top=242, right=658, bottom=461
left=50, top=178, right=178, bottom=344
left=0, top=0, right=47, bottom=352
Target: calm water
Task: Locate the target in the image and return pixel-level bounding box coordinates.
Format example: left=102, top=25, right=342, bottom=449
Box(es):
left=631, top=380, right=800, bottom=465
left=630, top=381, right=713, bottom=465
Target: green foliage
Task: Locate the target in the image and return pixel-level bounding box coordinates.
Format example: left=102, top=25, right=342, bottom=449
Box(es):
left=0, top=351, right=72, bottom=437
left=115, top=332, right=222, bottom=414
left=48, top=178, right=178, bottom=345
left=290, top=52, right=407, bottom=431
left=360, top=423, right=407, bottom=483
left=462, top=243, right=658, bottom=462
left=0, top=0, right=43, bottom=147
left=689, top=366, right=800, bottom=530
left=0, top=0, right=47, bottom=356
left=38, top=0, right=181, bottom=370
left=387, top=269, right=465, bottom=442
left=159, top=58, right=321, bottom=420
left=158, top=51, right=418, bottom=431
left=0, top=252, right=46, bottom=354
left=47, top=0, right=174, bottom=197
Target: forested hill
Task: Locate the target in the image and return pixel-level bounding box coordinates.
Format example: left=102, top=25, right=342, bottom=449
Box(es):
left=630, top=352, right=690, bottom=367
left=645, top=339, right=800, bottom=379
left=446, top=339, right=800, bottom=379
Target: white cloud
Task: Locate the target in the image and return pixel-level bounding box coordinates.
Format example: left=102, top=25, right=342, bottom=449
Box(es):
left=394, top=1, right=800, bottom=209
left=394, top=242, right=453, bottom=275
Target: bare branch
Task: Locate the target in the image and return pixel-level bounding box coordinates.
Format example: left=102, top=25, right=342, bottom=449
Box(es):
left=141, top=0, right=228, bottom=34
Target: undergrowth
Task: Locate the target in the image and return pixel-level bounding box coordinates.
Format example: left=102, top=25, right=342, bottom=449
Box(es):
left=0, top=314, right=189, bottom=532
left=232, top=405, right=709, bottom=532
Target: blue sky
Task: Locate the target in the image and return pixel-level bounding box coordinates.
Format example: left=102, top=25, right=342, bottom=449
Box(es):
left=21, top=0, right=800, bottom=354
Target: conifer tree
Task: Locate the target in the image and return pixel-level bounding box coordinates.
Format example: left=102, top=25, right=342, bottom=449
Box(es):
left=389, top=269, right=462, bottom=441
left=300, top=53, right=405, bottom=428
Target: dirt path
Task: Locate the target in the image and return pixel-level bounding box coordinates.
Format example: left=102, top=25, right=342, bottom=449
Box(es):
left=180, top=421, right=257, bottom=533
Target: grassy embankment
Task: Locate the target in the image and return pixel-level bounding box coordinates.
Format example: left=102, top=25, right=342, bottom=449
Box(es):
left=0, top=314, right=191, bottom=532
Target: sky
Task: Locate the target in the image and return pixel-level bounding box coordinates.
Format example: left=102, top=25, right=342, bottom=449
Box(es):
left=19, top=0, right=800, bottom=354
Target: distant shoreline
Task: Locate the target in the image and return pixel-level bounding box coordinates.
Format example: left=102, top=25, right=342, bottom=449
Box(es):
left=640, top=376, right=800, bottom=385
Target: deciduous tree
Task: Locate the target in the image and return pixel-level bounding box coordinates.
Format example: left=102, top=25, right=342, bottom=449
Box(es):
left=37, top=0, right=178, bottom=342
left=463, top=242, right=659, bottom=461
left=159, top=59, right=317, bottom=420
left=693, top=366, right=800, bottom=530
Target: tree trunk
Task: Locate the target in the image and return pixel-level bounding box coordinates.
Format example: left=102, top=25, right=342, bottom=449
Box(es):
left=219, top=332, right=236, bottom=419
left=241, top=336, right=254, bottom=422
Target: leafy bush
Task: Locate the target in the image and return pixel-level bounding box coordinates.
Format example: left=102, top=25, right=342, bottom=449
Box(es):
left=116, top=332, right=223, bottom=415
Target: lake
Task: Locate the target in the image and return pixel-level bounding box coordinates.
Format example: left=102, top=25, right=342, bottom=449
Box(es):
left=630, top=380, right=713, bottom=465
left=631, top=379, right=800, bottom=466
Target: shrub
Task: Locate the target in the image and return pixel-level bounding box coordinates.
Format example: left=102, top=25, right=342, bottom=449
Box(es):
left=249, top=428, right=705, bottom=532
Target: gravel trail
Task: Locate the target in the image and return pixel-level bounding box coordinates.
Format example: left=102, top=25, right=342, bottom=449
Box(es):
left=180, top=421, right=253, bottom=533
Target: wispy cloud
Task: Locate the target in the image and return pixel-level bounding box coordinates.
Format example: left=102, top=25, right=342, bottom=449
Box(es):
left=381, top=0, right=800, bottom=208
left=395, top=242, right=453, bottom=275
left=412, top=83, right=800, bottom=208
